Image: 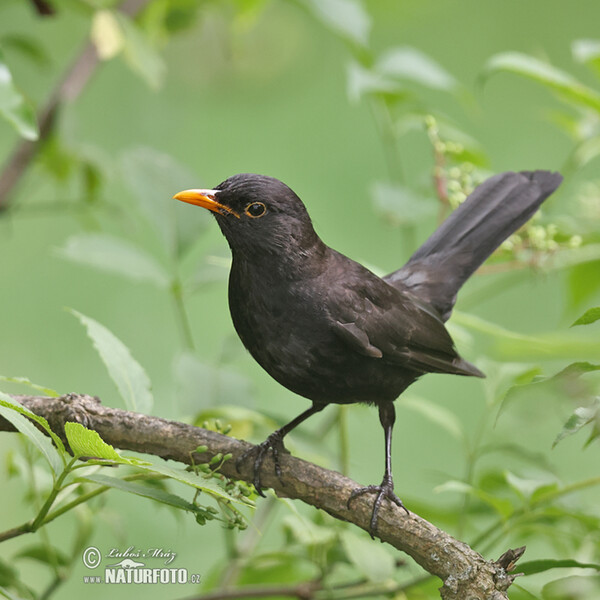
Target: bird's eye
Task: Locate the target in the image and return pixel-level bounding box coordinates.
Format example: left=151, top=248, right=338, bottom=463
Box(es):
left=245, top=202, right=267, bottom=218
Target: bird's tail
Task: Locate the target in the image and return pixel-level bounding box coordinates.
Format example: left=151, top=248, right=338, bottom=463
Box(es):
left=384, top=170, right=563, bottom=321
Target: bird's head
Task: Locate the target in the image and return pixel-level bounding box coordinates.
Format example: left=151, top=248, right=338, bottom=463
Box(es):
left=173, top=173, right=321, bottom=260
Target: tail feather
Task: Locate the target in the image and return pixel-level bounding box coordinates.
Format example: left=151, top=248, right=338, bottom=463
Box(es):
left=384, top=170, right=563, bottom=320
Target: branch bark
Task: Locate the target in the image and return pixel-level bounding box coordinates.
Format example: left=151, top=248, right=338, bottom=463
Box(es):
left=0, top=393, right=523, bottom=600
left=0, top=0, right=151, bottom=210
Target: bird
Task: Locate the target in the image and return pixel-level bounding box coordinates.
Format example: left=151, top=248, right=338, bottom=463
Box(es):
left=173, top=170, right=562, bottom=534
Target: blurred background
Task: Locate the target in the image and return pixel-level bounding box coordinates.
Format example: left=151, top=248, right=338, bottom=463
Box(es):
left=1, top=1, right=600, bottom=598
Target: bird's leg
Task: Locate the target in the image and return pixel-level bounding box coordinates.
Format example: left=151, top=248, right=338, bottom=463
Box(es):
left=347, top=402, right=409, bottom=535
left=236, top=403, right=325, bottom=496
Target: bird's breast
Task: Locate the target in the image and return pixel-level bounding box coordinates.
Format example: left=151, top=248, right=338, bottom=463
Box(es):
left=226, top=259, right=413, bottom=404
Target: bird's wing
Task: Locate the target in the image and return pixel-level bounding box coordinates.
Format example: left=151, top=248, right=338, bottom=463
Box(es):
left=329, top=274, right=482, bottom=378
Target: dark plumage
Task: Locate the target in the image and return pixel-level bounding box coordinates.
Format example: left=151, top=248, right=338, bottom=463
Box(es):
left=174, top=170, right=562, bottom=534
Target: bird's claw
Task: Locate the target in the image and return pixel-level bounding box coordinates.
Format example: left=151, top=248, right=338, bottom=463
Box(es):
left=236, top=432, right=287, bottom=495
left=347, top=477, right=409, bottom=536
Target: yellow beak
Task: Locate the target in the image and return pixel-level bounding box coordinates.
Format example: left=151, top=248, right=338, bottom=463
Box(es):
left=172, top=189, right=239, bottom=218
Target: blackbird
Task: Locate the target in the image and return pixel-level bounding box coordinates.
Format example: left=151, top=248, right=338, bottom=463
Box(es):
left=174, top=170, right=562, bottom=533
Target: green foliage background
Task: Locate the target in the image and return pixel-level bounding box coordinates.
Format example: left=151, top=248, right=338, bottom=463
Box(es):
left=1, top=1, right=600, bottom=599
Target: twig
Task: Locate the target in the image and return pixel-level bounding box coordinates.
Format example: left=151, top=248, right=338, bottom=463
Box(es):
left=0, top=0, right=151, bottom=211
left=0, top=393, right=525, bottom=600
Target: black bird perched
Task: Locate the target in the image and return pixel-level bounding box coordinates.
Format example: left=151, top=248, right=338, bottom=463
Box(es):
left=174, top=170, right=562, bottom=533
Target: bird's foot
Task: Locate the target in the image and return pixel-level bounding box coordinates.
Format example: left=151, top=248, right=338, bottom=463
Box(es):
left=347, top=475, right=409, bottom=536
left=235, top=432, right=288, bottom=496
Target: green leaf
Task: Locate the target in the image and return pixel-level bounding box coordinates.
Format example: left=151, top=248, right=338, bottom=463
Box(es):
left=572, top=39, right=600, bottom=77
left=302, top=0, right=371, bottom=48
left=174, top=351, right=255, bottom=414
left=133, top=461, right=244, bottom=504
left=519, top=558, right=600, bottom=575
left=64, top=422, right=126, bottom=461
left=453, top=311, right=600, bottom=361
left=401, top=396, right=464, bottom=441
left=501, top=363, right=600, bottom=422
left=81, top=473, right=200, bottom=512
left=0, top=392, right=64, bottom=475
left=553, top=398, right=600, bottom=447
left=57, top=233, right=169, bottom=288
left=541, top=575, right=600, bottom=600
left=69, top=309, right=153, bottom=414
left=571, top=306, right=600, bottom=327
left=121, top=146, right=212, bottom=258
left=0, top=557, right=19, bottom=588
left=115, top=13, right=166, bottom=90
left=504, top=471, right=558, bottom=502
left=0, top=49, right=38, bottom=140
left=376, top=46, right=457, bottom=91
left=482, top=51, right=600, bottom=113
left=346, top=61, right=405, bottom=104
left=435, top=480, right=514, bottom=518
left=569, top=136, right=600, bottom=169
left=370, top=181, right=438, bottom=226
left=282, top=513, right=336, bottom=547
left=340, top=530, right=395, bottom=583
left=15, top=544, right=70, bottom=567
left=0, top=34, right=50, bottom=67
left=0, top=375, right=59, bottom=396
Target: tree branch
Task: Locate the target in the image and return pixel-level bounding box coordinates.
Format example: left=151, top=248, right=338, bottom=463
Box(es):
left=0, top=393, right=523, bottom=600
left=0, top=0, right=151, bottom=211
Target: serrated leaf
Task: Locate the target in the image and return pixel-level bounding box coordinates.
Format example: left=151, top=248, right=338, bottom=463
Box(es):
left=340, top=530, right=395, bottom=583
left=481, top=52, right=600, bottom=113
left=377, top=46, right=456, bottom=91
left=553, top=398, right=600, bottom=447
left=370, top=181, right=437, bottom=225
left=69, top=309, right=153, bottom=413
left=302, top=0, right=370, bottom=48
left=401, top=396, right=463, bottom=440
left=82, top=473, right=200, bottom=512
left=0, top=375, right=59, bottom=396
left=0, top=49, right=39, bottom=140
left=57, top=233, right=169, bottom=288
left=0, top=393, right=64, bottom=475
left=121, top=146, right=211, bottom=258
left=571, top=306, right=600, bottom=327
left=519, top=558, right=600, bottom=575
left=116, top=13, right=166, bottom=89
left=64, top=422, right=125, bottom=461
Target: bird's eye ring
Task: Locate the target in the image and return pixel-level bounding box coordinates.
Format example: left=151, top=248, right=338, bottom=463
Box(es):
left=245, top=202, right=267, bottom=218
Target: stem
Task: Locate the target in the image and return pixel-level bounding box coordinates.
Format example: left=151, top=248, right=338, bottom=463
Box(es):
left=0, top=468, right=163, bottom=543
left=337, top=406, right=349, bottom=476
left=370, top=99, right=404, bottom=183
left=0, top=0, right=152, bottom=210
left=218, top=495, right=278, bottom=589
left=471, top=475, right=600, bottom=554
left=171, top=277, right=195, bottom=350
